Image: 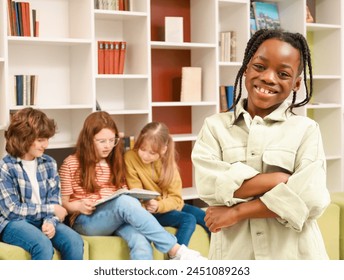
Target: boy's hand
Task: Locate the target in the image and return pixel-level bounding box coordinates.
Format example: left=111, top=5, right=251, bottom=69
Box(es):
left=42, top=222, right=56, bottom=239
left=205, top=206, right=239, bottom=233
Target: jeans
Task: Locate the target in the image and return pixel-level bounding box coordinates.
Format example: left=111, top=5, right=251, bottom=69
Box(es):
left=1, top=219, right=84, bottom=260
left=72, top=194, right=177, bottom=260
left=153, top=203, right=210, bottom=245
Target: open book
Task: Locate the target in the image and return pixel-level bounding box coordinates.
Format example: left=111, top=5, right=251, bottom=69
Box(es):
left=94, top=188, right=160, bottom=207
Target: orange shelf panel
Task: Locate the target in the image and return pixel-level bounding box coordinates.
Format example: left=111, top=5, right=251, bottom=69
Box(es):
left=152, top=49, right=191, bottom=102
left=150, top=0, right=191, bottom=42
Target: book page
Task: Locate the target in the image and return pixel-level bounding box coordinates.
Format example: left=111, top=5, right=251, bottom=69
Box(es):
left=94, top=188, right=160, bottom=207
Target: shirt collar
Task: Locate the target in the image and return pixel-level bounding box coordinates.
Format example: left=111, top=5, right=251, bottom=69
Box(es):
left=10, top=154, right=47, bottom=165
left=234, top=99, right=292, bottom=124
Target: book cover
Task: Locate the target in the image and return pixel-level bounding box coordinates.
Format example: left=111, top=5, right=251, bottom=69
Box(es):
left=104, top=41, right=111, bottom=74
left=7, top=0, right=14, bottom=36
left=226, top=85, right=234, bottom=111
left=11, top=1, right=18, bottom=36
left=180, top=67, right=202, bottom=102
left=30, top=75, right=38, bottom=105
left=94, top=188, right=160, bottom=207
left=219, top=31, right=230, bottom=62
left=23, top=2, right=30, bottom=37
left=219, top=85, right=228, bottom=112
left=252, top=1, right=280, bottom=30
left=230, top=31, right=236, bottom=62
left=165, top=17, right=184, bottom=43
left=118, top=0, right=124, bottom=11
left=124, top=0, right=130, bottom=11
left=114, top=41, right=121, bottom=74
left=15, top=75, right=23, bottom=105
left=98, top=41, right=105, bottom=74
left=118, top=41, right=126, bottom=74
left=250, top=6, right=257, bottom=36
left=15, top=2, right=22, bottom=36
left=109, top=41, right=115, bottom=74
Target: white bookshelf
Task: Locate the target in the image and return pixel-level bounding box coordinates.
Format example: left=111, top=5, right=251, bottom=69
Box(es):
left=0, top=0, right=342, bottom=193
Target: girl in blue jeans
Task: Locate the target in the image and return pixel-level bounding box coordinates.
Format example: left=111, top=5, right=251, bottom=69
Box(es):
left=124, top=122, right=210, bottom=245
left=0, top=108, right=84, bottom=260
left=59, top=111, right=206, bottom=260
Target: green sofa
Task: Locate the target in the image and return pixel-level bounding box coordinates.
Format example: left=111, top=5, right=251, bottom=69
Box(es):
left=1, top=194, right=344, bottom=260
left=0, top=224, right=209, bottom=260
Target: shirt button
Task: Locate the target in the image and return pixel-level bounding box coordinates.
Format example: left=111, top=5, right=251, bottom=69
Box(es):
left=256, top=232, right=263, bottom=236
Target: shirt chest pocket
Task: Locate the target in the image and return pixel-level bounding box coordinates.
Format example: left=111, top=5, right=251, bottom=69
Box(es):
left=222, top=146, right=247, bottom=164
left=262, top=149, right=296, bottom=173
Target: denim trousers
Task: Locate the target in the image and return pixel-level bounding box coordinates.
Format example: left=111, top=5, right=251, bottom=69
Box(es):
left=153, top=203, right=210, bottom=245
left=72, top=194, right=177, bottom=260
left=1, top=219, right=84, bottom=260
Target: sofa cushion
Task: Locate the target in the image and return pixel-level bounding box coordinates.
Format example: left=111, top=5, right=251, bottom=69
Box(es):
left=0, top=239, right=89, bottom=260
left=317, top=203, right=340, bottom=260
left=330, top=192, right=344, bottom=259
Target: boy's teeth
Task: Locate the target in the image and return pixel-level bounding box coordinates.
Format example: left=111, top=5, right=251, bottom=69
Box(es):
left=259, top=87, right=272, bottom=94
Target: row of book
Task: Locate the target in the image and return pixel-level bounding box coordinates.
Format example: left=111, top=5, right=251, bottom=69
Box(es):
left=14, top=75, right=38, bottom=106
left=98, top=41, right=126, bottom=75
left=118, top=132, right=135, bottom=153
left=219, top=31, right=237, bottom=62
left=219, top=85, right=234, bottom=112
left=7, top=0, right=39, bottom=37
left=95, top=0, right=130, bottom=11
left=250, top=1, right=280, bottom=36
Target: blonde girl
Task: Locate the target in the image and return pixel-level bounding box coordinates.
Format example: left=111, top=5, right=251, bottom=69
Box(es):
left=124, top=122, right=210, bottom=246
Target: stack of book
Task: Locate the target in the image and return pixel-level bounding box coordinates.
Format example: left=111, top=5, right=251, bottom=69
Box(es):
left=14, top=75, right=38, bottom=106
left=118, top=132, right=135, bottom=153
left=219, top=31, right=236, bottom=62
left=7, top=1, right=39, bottom=37
left=95, top=0, right=130, bottom=11
left=98, top=41, right=127, bottom=75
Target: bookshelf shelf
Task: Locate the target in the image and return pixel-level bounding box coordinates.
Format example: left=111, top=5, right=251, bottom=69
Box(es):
left=8, top=37, right=92, bottom=46
left=0, top=0, right=343, bottom=194
left=172, top=133, right=198, bottom=142
left=94, top=10, right=147, bottom=21
left=152, top=101, right=217, bottom=107
left=96, top=74, right=149, bottom=79
left=307, top=23, right=341, bottom=31
left=150, top=41, right=216, bottom=50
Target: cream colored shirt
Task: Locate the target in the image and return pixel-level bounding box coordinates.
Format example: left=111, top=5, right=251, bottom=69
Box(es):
left=191, top=99, right=330, bottom=260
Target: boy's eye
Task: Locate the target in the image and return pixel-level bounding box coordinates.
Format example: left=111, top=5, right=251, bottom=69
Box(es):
left=252, top=64, right=265, bottom=71
left=278, top=71, right=291, bottom=78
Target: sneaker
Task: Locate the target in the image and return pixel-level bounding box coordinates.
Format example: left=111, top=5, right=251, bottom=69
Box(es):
left=170, top=244, right=207, bottom=260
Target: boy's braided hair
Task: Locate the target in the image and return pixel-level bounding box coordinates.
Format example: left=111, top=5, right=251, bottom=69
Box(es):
left=230, top=29, right=313, bottom=115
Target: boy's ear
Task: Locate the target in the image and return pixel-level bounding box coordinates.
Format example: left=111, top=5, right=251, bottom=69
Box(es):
left=293, top=76, right=302, bottom=92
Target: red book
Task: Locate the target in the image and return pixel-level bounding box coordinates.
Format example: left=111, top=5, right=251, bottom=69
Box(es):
left=98, top=41, right=105, bottom=74
left=21, top=2, right=30, bottom=36
left=104, top=41, right=111, bottom=74
left=118, top=41, right=126, bottom=75
left=26, top=2, right=31, bottom=36
left=118, top=0, right=124, bottom=11
left=114, top=41, right=121, bottom=74
left=109, top=41, right=115, bottom=74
